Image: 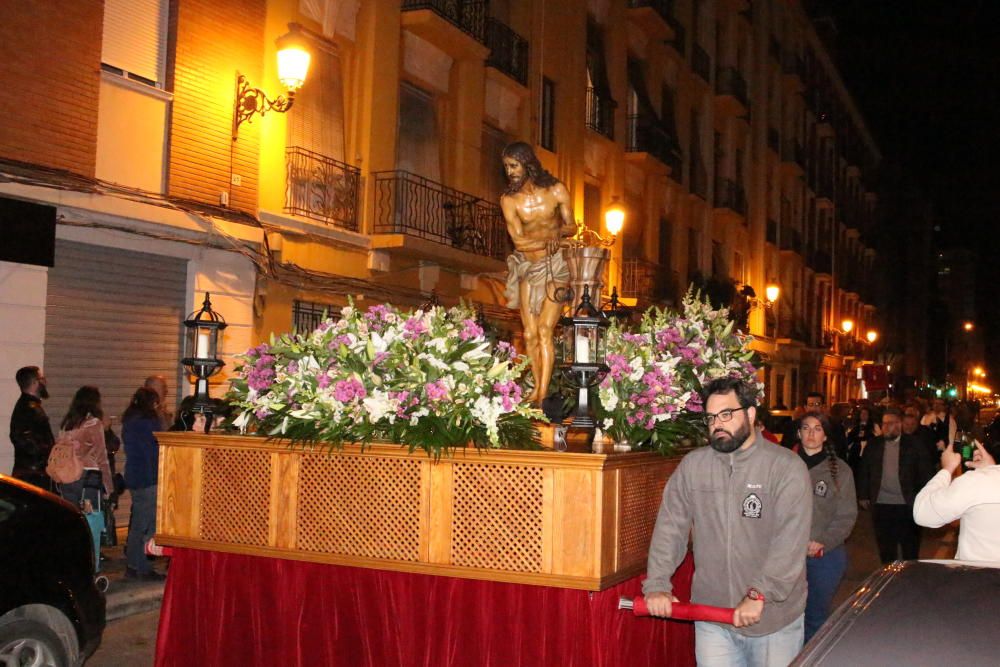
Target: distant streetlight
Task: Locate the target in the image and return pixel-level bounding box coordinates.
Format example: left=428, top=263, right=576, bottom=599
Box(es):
left=765, top=283, right=780, bottom=304
left=866, top=330, right=878, bottom=344
left=963, top=321, right=974, bottom=332
left=604, top=198, right=625, bottom=237
left=841, top=318, right=854, bottom=334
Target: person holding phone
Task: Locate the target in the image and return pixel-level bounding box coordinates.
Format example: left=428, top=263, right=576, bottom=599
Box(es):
left=913, top=438, right=1000, bottom=562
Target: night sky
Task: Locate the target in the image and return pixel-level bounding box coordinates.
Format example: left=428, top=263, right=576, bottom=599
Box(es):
left=823, top=0, right=1000, bottom=373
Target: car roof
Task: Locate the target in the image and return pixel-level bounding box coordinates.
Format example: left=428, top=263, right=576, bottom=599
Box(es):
left=795, top=560, right=1000, bottom=665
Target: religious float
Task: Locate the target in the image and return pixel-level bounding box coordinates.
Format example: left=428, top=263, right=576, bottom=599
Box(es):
left=153, top=147, right=760, bottom=665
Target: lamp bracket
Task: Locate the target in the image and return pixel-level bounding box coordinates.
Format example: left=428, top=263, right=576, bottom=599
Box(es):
left=233, top=73, right=295, bottom=140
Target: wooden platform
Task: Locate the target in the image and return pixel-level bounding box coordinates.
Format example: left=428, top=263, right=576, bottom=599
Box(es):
left=155, top=433, right=680, bottom=591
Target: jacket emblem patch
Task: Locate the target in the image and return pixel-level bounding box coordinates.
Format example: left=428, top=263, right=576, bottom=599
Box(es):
left=742, top=493, right=762, bottom=519
left=814, top=480, right=828, bottom=497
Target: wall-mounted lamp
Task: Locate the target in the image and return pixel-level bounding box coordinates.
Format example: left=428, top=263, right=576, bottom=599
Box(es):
left=232, top=29, right=311, bottom=140
left=866, top=329, right=878, bottom=344
left=963, top=321, right=975, bottom=332
left=841, top=318, right=854, bottom=335
left=604, top=197, right=626, bottom=237
left=764, top=282, right=780, bottom=305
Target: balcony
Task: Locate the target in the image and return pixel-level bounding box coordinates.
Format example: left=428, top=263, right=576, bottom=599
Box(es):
left=371, top=171, right=510, bottom=269
left=779, top=225, right=802, bottom=255
left=780, top=139, right=804, bottom=176
left=691, top=43, right=711, bottom=83
left=690, top=163, right=709, bottom=200
left=401, top=0, right=489, bottom=60
left=485, top=17, right=529, bottom=86
left=585, top=86, right=616, bottom=140
left=626, top=0, right=681, bottom=42
left=767, top=127, right=780, bottom=154
left=713, top=177, right=747, bottom=221
left=284, top=147, right=361, bottom=231
left=781, top=52, right=805, bottom=91
left=714, top=67, right=749, bottom=115
left=626, top=114, right=681, bottom=175
left=809, top=249, right=832, bottom=275
left=621, top=258, right=661, bottom=303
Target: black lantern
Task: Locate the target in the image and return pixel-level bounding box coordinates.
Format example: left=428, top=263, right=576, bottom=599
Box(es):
left=181, top=292, right=228, bottom=413
left=602, top=286, right=631, bottom=321
left=558, top=285, right=610, bottom=449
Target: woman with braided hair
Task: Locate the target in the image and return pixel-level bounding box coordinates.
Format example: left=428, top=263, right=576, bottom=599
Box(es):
left=795, top=414, right=858, bottom=642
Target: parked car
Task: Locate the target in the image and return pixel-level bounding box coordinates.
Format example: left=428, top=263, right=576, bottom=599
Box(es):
left=793, top=560, right=999, bottom=665
left=0, top=475, right=106, bottom=666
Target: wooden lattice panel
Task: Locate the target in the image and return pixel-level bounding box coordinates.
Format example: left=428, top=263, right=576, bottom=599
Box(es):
left=617, top=464, right=669, bottom=570
left=200, top=448, right=272, bottom=546
left=296, top=453, right=422, bottom=561
left=450, top=463, right=544, bottom=572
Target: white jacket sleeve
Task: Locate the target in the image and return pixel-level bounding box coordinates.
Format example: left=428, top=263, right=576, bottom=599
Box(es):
left=913, top=469, right=964, bottom=527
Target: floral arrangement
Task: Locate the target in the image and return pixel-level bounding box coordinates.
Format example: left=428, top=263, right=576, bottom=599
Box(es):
left=227, top=301, right=543, bottom=457
left=595, top=289, right=762, bottom=454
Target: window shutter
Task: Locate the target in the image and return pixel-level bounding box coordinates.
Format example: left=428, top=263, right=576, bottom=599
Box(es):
left=101, top=0, right=169, bottom=84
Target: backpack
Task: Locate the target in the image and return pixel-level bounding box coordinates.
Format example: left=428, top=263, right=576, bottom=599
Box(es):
left=47, top=435, right=84, bottom=484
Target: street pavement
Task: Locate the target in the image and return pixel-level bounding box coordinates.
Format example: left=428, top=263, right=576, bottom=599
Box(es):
left=82, top=513, right=956, bottom=666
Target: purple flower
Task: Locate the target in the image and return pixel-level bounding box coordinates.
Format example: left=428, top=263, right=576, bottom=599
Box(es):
left=287, top=360, right=299, bottom=375
left=317, top=374, right=331, bottom=389
left=622, top=333, right=648, bottom=345
left=424, top=380, right=450, bottom=402
left=254, top=407, right=271, bottom=420
left=686, top=394, right=704, bottom=412
left=606, top=354, right=631, bottom=382
left=329, top=334, right=353, bottom=350
left=333, top=378, right=366, bottom=403
left=493, top=380, right=523, bottom=411
left=459, top=318, right=484, bottom=342
left=496, top=341, right=517, bottom=360
left=403, top=316, right=428, bottom=340
left=372, top=351, right=389, bottom=366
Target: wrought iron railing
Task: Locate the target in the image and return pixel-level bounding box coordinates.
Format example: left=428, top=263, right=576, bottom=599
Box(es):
left=585, top=86, right=616, bottom=139
left=626, top=114, right=681, bottom=168
left=621, top=257, right=660, bottom=301
left=372, top=170, right=510, bottom=261
left=779, top=225, right=802, bottom=253
left=485, top=17, right=529, bottom=85
left=692, top=43, right=711, bottom=82
left=690, top=163, right=709, bottom=199
left=781, top=139, right=805, bottom=168
left=284, top=147, right=361, bottom=231
left=714, top=177, right=747, bottom=217
left=401, top=0, right=487, bottom=43
left=766, top=218, right=778, bottom=244
left=767, top=126, right=780, bottom=153
left=715, top=67, right=748, bottom=108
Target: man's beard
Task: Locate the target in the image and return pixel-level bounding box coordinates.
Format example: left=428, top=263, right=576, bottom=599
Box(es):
left=38, top=383, right=49, bottom=400
left=506, top=174, right=526, bottom=193
left=709, top=421, right=752, bottom=453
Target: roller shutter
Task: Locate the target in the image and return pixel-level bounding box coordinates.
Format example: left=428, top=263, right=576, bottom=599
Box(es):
left=45, top=240, right=188, bottom=422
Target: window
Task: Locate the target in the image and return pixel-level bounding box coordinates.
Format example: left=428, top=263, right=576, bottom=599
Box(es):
left=396, top=83, right=441, bottom=181
left=733, top=251, right=745, bottom=284
left=540, top=77, right=556, bottom=151
left=481, top=124, right=510, bottom=204
left=288, top=38, right=346, bottom=162
left=687, top=226, right=700, bottom=280
left=101, top=0, right=169, bottom=87
left=293, top=300, right=339, bottom=335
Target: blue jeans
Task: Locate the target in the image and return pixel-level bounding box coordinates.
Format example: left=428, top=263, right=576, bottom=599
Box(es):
left=804, top=545, right=848, bottom=642
left=126, top=485, right=158, bottom=574
left=695, top=613, right=804, bottom=667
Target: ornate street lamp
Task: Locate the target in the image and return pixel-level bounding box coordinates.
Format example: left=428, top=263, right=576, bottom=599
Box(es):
left=232, top=28, right=312, bottom=140
left=181, top=293, right=228, bottom=413
left=558, top=285, right=610, bottom=451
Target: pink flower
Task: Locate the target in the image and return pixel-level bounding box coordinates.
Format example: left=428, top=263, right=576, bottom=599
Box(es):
left=459, top=318, right=484, bottom=342
left=333, top=378, right=366, bottom=403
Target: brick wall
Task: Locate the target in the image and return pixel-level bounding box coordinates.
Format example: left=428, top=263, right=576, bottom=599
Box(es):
left=167, top=0, right=265, bottom=213
left=0, top=0, right=102, bottom=177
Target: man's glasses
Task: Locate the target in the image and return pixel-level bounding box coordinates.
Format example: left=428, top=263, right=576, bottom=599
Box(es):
left=703, top=407, right=747, bottom=426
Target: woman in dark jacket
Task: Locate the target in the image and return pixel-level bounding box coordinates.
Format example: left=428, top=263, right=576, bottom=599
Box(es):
left=122, top=387, right=164, bottom=581
left=846, top=406, right=880, bottom=472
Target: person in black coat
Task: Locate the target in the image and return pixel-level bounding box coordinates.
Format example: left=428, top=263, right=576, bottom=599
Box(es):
left=856, top=407, right=936, bottom=563
left=8, top=366, right=55, bottom=491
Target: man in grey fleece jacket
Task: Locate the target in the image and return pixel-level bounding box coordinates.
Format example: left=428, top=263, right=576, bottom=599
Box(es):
left=644, top=377, right=812, bottom=666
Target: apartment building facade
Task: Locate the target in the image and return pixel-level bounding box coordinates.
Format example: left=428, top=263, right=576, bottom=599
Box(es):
left=0, top=0, right=885, bottom=470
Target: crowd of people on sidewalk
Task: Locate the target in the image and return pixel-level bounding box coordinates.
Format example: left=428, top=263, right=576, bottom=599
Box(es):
left=644, top=378, right=1000, bottom=666
left=8, top=365, right=231, bottom=583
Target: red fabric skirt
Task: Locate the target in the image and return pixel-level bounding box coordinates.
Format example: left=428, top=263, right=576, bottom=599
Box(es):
left=155, top=548, right=695, bottom=667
